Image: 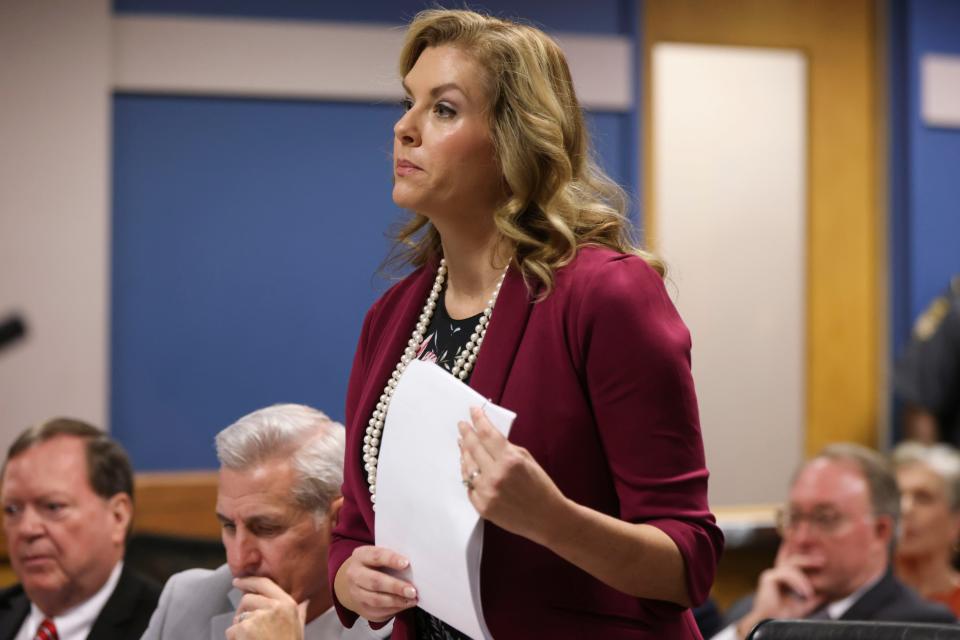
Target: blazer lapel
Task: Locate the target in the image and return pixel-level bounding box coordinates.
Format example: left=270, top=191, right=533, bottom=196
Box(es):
left=352, top=264, right=434, bottom=524
left=468, top=265, right=534, bottom=407
left=0, top=588, right=29, bottom=640
left=210, top=612, right=233, bottom=640
left=355, top=265, right=435, bottom=433
left=838, top=570, right=896, bottom=620
left=211, top=587, right=242, bottom=640
left=86, top=566, right=145, bottom=640
left=353, top=261, right=532, bottom=526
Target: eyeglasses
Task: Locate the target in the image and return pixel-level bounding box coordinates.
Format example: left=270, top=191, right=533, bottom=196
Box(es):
left=775, top=506, right=851, bottom=536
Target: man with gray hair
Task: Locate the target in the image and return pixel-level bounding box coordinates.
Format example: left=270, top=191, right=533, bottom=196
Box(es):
left=712, top=443, right=956, bottom=639
left=141, top=404, right=388, bottom=640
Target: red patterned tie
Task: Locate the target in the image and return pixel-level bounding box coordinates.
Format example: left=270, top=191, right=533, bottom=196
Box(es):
left=34, top=619, right=58, bottom=640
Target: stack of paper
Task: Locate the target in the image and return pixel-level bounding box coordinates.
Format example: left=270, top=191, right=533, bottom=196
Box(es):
left=374, top=360, right=515, bottom=640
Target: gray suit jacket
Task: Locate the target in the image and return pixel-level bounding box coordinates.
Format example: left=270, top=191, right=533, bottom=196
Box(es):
left=141, top=564, right=389, bottom=640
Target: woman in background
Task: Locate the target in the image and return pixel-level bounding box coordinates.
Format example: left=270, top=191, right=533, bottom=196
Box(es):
left=893, top=441, right=960, bottom=616
left=329, top=9, right=723, bottom=639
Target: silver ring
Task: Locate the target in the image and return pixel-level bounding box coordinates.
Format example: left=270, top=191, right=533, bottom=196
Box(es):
left=463, top=468, right=481, bottom=490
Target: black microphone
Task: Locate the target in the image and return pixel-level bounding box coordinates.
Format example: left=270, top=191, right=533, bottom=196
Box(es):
left=0, top=314, right=27, bottom=352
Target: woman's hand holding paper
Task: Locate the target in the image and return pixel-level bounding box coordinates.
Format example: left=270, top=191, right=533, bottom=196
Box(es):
left=457, top=406, right=568, bottom=546
left=333, top=546, right=419, bottom=623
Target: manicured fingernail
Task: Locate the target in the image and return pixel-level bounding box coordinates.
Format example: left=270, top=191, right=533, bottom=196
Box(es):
left=397, top=557, right=409, bottom=569
left=404, top=587, right=417, bottom=599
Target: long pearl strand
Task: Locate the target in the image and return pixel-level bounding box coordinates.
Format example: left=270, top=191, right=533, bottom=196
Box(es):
left=363, top=258, right=509, bottom=507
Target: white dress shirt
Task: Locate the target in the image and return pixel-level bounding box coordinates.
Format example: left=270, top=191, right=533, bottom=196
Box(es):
left=14, top=561, right=123, bottom=640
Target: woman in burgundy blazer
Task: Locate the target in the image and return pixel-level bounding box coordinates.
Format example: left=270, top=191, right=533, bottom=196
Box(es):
left=330, top=9, right=723, bottom=640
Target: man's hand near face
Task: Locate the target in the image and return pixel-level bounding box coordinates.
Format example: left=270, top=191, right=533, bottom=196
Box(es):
left=226, top=576, right=307, bottom=640
left=734, top=545, right=827, bottom=639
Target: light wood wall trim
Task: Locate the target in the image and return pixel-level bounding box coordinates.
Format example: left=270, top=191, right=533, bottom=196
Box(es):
left=713, top=503, right=778, bottom=527
left=642, top=0, right=882, bottom=456
left=133, top=470, right=221, bottom=539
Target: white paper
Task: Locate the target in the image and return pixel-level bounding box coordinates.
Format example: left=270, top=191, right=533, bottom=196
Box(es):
left=374, top=360, right=515, bottom=640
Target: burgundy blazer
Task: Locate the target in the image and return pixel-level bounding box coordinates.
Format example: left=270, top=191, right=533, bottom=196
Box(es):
left=330, top=246, right=723, bottom=639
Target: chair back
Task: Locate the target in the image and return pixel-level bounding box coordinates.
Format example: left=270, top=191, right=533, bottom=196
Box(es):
left=125, top=532, right=226, bottom=584
left=747, top=619, right=960, bottom=639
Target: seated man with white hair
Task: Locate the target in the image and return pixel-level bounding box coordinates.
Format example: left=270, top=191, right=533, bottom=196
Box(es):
left=141, top=404, right=389, bottom=640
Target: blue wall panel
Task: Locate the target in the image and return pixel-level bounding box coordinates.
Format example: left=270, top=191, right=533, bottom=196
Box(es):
left=905, top=0, right=960, bottom=325
left=111, top=96, right=631, bottom=470
left=888, top=0, right=911, bottom=357
left=888, top=0, right=960, bottom=438
left=112, top=96, right=401, bottom=469
left=587, top=112, right=636, bottom=216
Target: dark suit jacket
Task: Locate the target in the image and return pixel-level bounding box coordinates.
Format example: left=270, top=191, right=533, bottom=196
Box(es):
left=894, top=275, right=960, bottom=443
left=330, top=246, right=724, bottom=639
left=721, top=569, right=957, bottom=636
left=0, top=564, right=160, bottom=640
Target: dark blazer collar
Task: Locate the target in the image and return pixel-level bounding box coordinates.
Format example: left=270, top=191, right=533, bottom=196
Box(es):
left=838, top=569, right=896, bottom=621
left=0, top=566, right=156, bottom=640
left=0, top=585, right=29, bottom=640
left=86, top=564, right=155, bottom=639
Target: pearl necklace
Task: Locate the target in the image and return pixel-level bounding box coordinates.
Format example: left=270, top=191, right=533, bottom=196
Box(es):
left=362, top=258, right=509, bottom=507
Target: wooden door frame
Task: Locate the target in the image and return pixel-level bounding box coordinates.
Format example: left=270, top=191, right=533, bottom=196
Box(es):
left=642, top=0, right=886, bottom=458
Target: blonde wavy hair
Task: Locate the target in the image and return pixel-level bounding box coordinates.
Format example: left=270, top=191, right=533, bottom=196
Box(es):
left=391, top=9, right=664, bottom=297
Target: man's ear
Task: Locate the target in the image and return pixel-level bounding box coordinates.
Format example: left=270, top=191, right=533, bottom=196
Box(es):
left=326, top=496, right=344, bottom=528
left=876, top=513, right=896, bottom=544
left=108, top=493, right=133, bottom=544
